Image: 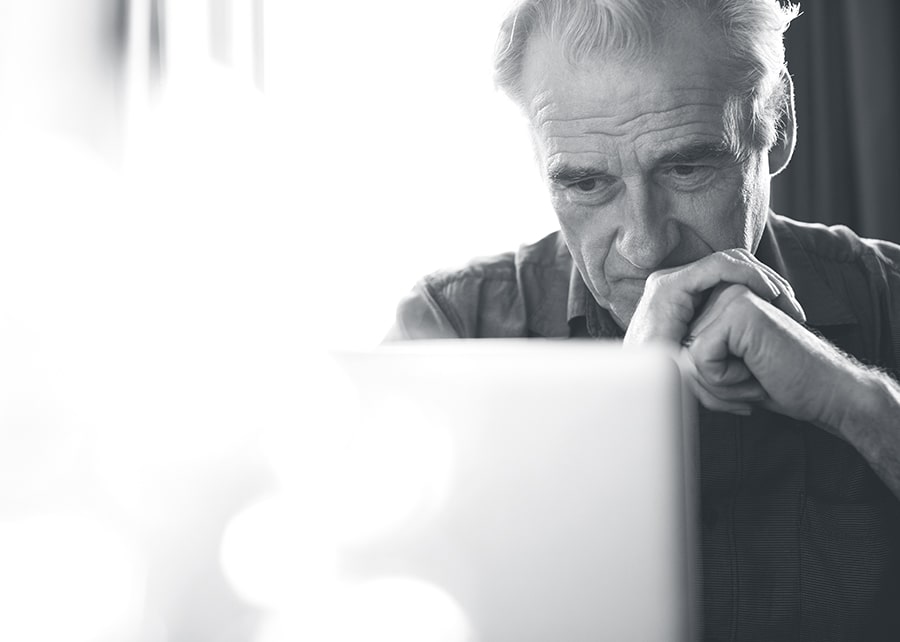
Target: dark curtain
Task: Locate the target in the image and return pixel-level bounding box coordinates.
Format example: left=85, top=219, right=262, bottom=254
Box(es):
left=771, top=0, right=900, bottom=244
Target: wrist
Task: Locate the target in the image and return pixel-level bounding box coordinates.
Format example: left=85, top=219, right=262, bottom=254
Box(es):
left=830, top=367, right=900, bottom=446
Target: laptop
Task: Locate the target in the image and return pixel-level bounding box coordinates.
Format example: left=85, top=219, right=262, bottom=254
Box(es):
left=331, top=339, right=700, bottom=642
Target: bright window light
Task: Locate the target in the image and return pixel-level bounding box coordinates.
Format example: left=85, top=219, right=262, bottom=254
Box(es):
left=260, top=0, right=559, bottom=344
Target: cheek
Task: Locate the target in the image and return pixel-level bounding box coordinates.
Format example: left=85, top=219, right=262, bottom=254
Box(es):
left=552, top=200, right=616, bottom=261
left=551, top=200, right=618, bottom=294
left=672, top=182, right=757, bottom=251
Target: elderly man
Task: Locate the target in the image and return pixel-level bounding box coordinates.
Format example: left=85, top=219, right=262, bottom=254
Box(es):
left=387, top=0, right=900, bottom=639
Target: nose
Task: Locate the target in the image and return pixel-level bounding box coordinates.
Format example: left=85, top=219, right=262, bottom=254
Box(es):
left=613, top=180, right=679, bottom=271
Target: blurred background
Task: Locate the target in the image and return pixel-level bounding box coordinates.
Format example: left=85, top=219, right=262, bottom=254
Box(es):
left=0, top=1, right=897, bottom=641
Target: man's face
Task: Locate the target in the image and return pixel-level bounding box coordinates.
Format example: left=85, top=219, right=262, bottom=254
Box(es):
left=520, top=26, right=772, bottom=329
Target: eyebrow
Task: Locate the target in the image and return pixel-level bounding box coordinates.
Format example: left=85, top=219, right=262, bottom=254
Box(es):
left=656, top=142, right=732, bottom=165
left=547, top=166, right=612, bottom=184
left=547, top=141, right=734, bottom=184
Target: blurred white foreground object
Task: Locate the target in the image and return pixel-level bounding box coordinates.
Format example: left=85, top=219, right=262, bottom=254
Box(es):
left=0, top=513, right=145, bottom=642
left=332, top=340, right=700, bottom=642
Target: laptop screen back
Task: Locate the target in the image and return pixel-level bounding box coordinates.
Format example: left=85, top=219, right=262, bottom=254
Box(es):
left=333, top=340, right=700, bottom=642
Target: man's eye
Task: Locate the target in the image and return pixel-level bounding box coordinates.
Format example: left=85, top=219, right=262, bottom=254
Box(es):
left=670, top=165, right=698, bottom=177
left=660, top=164, right=715, bottom=189
left=559, top=175, right=617, bottom=204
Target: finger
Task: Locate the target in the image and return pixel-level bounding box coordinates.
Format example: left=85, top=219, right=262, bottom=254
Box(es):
left=679, top=348, right=758, bottom=415
left=688, top=309, right=762, bottom=389
left=658, top=251, right=782, bottom=305
left=686, top=372, right=757, bottom=416
left=687, top=283, right=738, bottom=338
left=723, top=248, right=805, bottom=323
left=725, top=248, right=793, bottom=295
left=770, top=290, right=806, bottom=324
left=693, top=376, right=768, bottom=403
left=696, top=354, right=754, bottom=387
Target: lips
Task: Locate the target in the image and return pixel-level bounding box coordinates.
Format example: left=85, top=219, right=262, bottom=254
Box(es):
left=609, top=274, right=651, bottom=286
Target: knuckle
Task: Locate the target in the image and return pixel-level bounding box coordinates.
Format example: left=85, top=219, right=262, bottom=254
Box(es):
left=697, top=367, right=726, bottom=389
left=712, top=251, right=748, bottom=273
left=704, top=365, right=729, bottom=386
left=711, top=283, right=752, bottom=307
left=728, top=286, right=764, bottom=315
left=728, top=283, right=753, bottom=298
left=711, top=250, right=737, bottom=264
left=644, top=271, right=665, bottom=290
left=732, top=283, right=758, bottom=302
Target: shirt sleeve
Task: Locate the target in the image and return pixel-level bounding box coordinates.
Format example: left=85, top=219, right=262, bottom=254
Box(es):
left=382, top=280, right=461, bottom=341
left=867, top=238, right=900, bottom=375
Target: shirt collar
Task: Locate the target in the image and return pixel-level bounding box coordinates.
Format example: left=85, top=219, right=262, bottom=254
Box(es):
left=565, top=257, right=624, bottom=338
left=519, top=232, right=622, bottom=339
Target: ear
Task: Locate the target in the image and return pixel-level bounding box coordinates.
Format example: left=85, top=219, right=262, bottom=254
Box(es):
left=768, top=70, right=796, bottom=176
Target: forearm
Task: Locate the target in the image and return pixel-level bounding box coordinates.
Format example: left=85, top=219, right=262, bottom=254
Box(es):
left=838, top=368, right=900, bottom=500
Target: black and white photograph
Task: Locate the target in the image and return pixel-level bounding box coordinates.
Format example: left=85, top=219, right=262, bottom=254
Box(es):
left=1, top=1, right=898, bottom=641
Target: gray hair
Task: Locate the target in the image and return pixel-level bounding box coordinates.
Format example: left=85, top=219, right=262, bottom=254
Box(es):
left=494, top=0, right=800, bottom=158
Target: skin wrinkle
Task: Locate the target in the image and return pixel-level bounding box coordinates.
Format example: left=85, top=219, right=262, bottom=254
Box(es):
left=631, top=124, right=722, bottom=149
left=537, top=101, right=726, bottom=131
left=506, top=4, right=790, bottom=154
left=536, top=99, right=729, bottom=164
left=544, top=130, right=728, bottom=182
left=538, top=112, right=726, bottom=138
left=542, top=126, right=723, bottom=158
left=521, top=26, right=772, bottom=327
left=486, top=4, right=900, bottom=514
left=545, top=138, right=730, bottom=168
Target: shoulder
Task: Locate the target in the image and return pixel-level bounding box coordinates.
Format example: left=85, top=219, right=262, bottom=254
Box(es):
left=422, top=230, right=571, bottom=295
left=389, top=231, right=573, bottom=340
left=768, top=213, right=900, bottom=368
left=770, top=213, right=900, bottom=273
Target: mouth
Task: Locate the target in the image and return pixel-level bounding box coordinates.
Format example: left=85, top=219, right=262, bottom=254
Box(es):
left=610, top=276, right=648, bottom=289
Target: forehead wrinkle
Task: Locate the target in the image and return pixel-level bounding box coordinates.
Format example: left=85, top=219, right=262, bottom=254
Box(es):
left=536, top=103, right=724, bottom=141
left=542, top=133, right=617, bottom=157
left=535, top=114, right=620, bottom=140
left=601, top=103, right=725, bottom=134
left=530, top=76, right=725, bottom=117
left=541, top=125, right=723, bottom=175
left=632, top=129, right=727, bottom=165
left=546, top=149, right=610, bottom=164
left=630, top=122, right=724, bottom=145
left=530, top=90, right=566, bottom=125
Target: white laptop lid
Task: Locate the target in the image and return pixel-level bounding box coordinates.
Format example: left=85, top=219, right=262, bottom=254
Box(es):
left=332, top=339, right=700, bottom=642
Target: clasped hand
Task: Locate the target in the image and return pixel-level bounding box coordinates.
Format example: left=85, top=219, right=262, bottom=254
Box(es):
left=623, top=249, right=855, bottom=433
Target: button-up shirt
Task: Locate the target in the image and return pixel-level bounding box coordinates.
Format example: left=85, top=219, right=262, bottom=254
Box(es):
left=387, top=211, right=900, bottom=641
